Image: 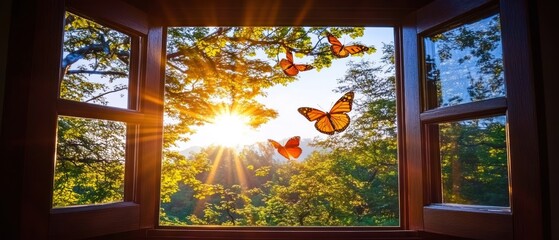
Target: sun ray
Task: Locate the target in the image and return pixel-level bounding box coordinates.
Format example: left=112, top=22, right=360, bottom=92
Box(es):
left=233, top=151, right=248, bottom=189
left=193, top=146, right=226, bottom=214
left=189, top=105, right=256, bottom=148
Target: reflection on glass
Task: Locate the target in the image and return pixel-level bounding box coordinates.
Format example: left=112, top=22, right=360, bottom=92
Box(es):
left=60, top=12, right=130, bottom=109
left=53, top=116, right=126, bottom=207
left=424, top=13, right=505, bottom=109
left=160, top=27, right=399, bottom=226
left=437, top=116, right=509, bottom=207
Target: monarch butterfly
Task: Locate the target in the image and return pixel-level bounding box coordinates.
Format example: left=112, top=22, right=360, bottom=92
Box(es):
left=279, top=50, right=314, bottom=76
left=298, top=91, right=354, bottom=135
left=326, top=32, right=369, bottom=58
left=268, top=136, right=303, bottom=160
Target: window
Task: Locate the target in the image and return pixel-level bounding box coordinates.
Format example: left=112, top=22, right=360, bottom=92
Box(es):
left=160, top=27, right=401, bottom=227
left=44, top=2, right=149, bottom=238
left=54, top=116, right=127, bottom=207
left=6, top=0, right=546, bottom=239
left=60, top=12, right=132, bottom=109
left=421, top=11, right=510, bottom=208
left=416, top=7, right=514, bottom=240
left=402, top=0, right=545, bottom=239
left=53, top=12, right=136, bottom=207
left=434, top=116, right=508, bottom=207
left=423, top=13, right=505, bottom=109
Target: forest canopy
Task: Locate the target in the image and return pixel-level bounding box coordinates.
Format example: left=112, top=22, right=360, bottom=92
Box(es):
left=52, top=11, right=509, bottom=227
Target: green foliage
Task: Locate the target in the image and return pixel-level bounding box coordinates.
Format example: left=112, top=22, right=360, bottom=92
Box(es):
left=53, top=117, right=126, bottom=207
left=53, top=12, right=132, bottom=207
left=60, top=12, right=130, bottom=105
left=422, top=13, right=509, bottom=206
left=57, top=10, right=508, bottom=226
left=159, top=42, right=400, bottom=226
left=159, top=27, right=395, bottom=226
left=425, top=14, right=504, bottom=106
left=439, top=117, right=509, bottom=206
left=164, top=26, right=374, bottom=145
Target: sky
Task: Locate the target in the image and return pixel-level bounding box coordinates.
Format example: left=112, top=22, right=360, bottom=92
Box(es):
left=177, top=27, right=395, bottom=150
left=63, top=27, right=395, bottom=151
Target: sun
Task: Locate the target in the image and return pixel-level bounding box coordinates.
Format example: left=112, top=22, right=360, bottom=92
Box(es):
left=203, top=112, right=254, bottom=147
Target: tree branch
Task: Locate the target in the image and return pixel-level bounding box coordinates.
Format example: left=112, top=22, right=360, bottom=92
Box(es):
left=167, top=27, right=233, bottom=59
left=61, top=43, right=110, bottom=69
left=66, top=70, right=128, bottom=77
left=85, top=87, right=128, bottom=103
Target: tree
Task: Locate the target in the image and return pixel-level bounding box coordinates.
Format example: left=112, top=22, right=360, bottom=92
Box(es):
left=160, top=26, right=375, bottom=224
left=311, top=43, right=400, bottom=225
left=163, top=27, right=373, bottom=147
left=59, top=11, right=410, bottom=225
left=160, top=43, right=400, bottom=226
left=424, top=14, right=509, bottom=206
left=53, top=12, right=132, bottom=206
left=53, top=117, right=126, bottom=206
left=424, top=14, right=504, bottom=107
left=439, top=117, right=508, bottom=206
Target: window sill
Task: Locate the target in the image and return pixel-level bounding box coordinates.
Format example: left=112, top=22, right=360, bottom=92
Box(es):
left=423, top=204, right=512, bottom=240
left=147, top=228, right=420, bottom=240
left=50, top=202, right=140, bottom=239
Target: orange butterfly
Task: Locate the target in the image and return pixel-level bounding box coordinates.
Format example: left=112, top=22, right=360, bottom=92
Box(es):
left=298, top=91, right=354, bottom=135
left=268, top=136, right=303, bottom=160
left=326, top=32, right=369, bottom=58
left=279, top=50, right=314, bottom=76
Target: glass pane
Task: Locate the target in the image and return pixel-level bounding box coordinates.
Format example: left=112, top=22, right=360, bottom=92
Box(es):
left=60, top=12, right=130, bottom=109
left=161, top=27, right=399, bottom=226
left=53, top=116, right=126, bottom=207
left=423, top=13, right=505, bottom=109
left=437, top=116, right=509, bottom=207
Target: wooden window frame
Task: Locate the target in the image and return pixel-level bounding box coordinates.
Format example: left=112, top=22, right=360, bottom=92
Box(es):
left=4, top=0, right=545, bottom=239
left=5, top=0, right=161, bottom=238
left=50, top=5, right=145, bottom=237
left=404, top=0, right=545, bottom=239
left=150, top=22, right=412, bottom=240
left=148, top=2, right=424, bottom=239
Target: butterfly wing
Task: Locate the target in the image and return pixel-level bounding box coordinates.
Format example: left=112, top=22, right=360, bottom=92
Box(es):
left=314, top=116, right=336, bottom=135
left=343, top=44, right=369, bottom=55
left=280, top=50, right=313, bottom=76
left=269, top=137, right=302, bottom=160
left=294, top=64, right=314, bottom=72
left=268, top=139, right=283, bottom=149
left=298, top=107, right=335, bottom=135
left=283, top=136, right=302, bottom=159
left=332, top=46, right=349, bottom=58
left=330, top=91, right=354, bottom=113
left=268, top=139, right=290, bottom=160
left=277, top=148, right=293, bottom=160
left=298, top=107, right=326, bottom=121
left=284, top=136, right=300, bottom=148
left=327, top=32, right=369, bottom=58
left=326, top=33, right=348, bottom=58
left=335, top=45, right=369, bottom=58
left=326, top=32, right=342, bottom=47
left=280, top=58, right=298, bottom=76
left=298, top=92, right=354, bottom=135
left=328, top=113, right=351, bottom=133
left=285, top=50, right=294, bottom=62
left=327, top=91, right=354, bottom=133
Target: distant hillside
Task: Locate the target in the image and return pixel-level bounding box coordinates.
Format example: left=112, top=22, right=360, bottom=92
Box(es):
left=179, top=137, right=325, bottom=162
left=179, top=146, right=201, bottom=157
